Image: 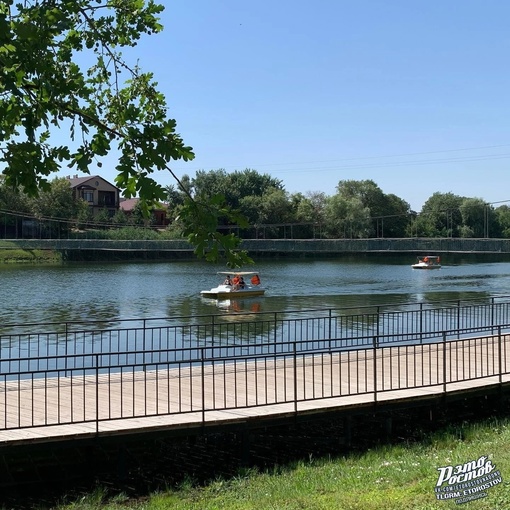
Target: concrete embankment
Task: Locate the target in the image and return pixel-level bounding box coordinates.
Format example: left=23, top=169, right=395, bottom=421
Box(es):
left=2, top=237, right=510, bottom=263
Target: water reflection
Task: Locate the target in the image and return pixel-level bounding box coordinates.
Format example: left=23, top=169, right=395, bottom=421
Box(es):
left=1, top=255, right=510, bottom=329
left=3, top=256, right=510, bottom=377
left=205, top=298, right=264, bottom=314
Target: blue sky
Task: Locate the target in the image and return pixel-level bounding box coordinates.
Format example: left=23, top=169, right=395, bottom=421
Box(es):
left=70, top=1, right=510, bottom=211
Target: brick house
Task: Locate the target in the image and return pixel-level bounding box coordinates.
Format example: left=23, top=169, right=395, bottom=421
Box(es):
left=68, top=175, right=120, bottom=217
left=119, top=197, right=170, bottom=227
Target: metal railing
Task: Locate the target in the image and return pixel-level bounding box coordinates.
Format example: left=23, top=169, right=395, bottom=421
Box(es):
left=2, top=296, right=510, bottom=375
left=1, top=299, right=510, bottom=432
left=0, top=324, right=508, bottom=432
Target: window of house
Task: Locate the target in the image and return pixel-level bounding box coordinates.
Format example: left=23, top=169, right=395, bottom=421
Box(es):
left=99, top=191, right=115, bottom=206
left=82, top=190, right=94, bottom=202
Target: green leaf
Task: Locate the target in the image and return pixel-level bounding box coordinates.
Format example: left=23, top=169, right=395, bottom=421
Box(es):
left=0, top=0, right=250, bottom=265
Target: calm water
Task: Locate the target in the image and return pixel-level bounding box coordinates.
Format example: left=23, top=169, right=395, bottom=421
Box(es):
left=2, top=253, right=510, bottom=327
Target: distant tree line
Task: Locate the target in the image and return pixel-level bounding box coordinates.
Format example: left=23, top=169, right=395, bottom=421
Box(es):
left=165, top=169, right=509, bottom=239
left=1, top=170, right=510, bottom=240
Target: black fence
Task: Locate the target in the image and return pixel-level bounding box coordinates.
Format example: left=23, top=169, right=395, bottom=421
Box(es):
left=2, top=296, right=510, bottom=374
left=1, top=298, right=510, bottom=433
left=2, top=208, right=510, bottom=245
left=0, top=324, right=508, bottom=432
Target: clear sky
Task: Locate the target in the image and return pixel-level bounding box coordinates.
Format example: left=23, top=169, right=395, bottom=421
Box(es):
left=69, top=1, right=510, bottom=211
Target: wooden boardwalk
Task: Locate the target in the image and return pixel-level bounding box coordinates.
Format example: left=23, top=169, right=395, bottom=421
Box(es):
left=1, top=334, right=509, bottom=446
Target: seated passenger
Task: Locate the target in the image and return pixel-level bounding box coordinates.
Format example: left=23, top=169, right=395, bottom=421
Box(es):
left=239, top=276, right=245, bottom=289
left=223, top=275, right=232, bottom=285
left=251, top=274, right=261, bottom=285
left=232, top=275, right=240, bottom=290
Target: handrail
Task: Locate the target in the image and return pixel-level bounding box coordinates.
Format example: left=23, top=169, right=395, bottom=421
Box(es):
left=1, top=295, right=509, bottom=332
left=0, top=322, right=508, bottom=433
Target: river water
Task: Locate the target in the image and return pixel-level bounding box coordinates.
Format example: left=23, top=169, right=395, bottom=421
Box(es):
left=2, top=253, right=510, bottom=328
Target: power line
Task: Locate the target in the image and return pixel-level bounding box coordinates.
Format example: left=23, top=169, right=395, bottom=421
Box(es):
left=173, top=143, right=510, bottom=174
left=270, top=153, right=510, bottom=175
left=252, top=144, right=510, bottom=168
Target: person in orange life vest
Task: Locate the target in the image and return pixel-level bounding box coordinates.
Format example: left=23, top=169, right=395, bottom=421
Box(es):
left=251, top=274, right=261, bottom=285
left=232, top=275, right=240, bottom=290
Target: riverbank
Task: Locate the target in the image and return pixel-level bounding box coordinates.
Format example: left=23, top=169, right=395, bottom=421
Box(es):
left=0, top=247, right=61, bottom=263
left=130, top=416, right=509, bottom=510
left=0, top=389, right=508, bottom=509
left=14, top=405, right=510, bottom=509
left=4, top=237, right=510, bottom=262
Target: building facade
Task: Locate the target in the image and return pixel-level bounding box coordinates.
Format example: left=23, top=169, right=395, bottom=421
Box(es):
left=69, top=175, right=120, bottom=217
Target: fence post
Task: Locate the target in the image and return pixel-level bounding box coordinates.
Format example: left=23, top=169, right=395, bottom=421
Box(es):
left=65, top=322, right=69, bottom=377
left=293, top=339, right=298, bottom=413
left=328, top=309, right=332, bottom=350
left=142, top=318, right=147, bottom=371
left=442, top=332, right=447, bottom=395
left=419, top=303, right=423, bottom=344
left=96, top=353, right=99, bottom=435
left=201, top=347, right=206, bottom=425
left=491, top=297, right=495, bottom=332
left=373, top=336, right=377, bottom=404
left=498, top=326, right=502, bottom=385
left=457, top=301, right=461, bottom=339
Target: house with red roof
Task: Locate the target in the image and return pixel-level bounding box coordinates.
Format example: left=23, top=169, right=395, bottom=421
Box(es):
left=119, top=197, right=170, bottom=227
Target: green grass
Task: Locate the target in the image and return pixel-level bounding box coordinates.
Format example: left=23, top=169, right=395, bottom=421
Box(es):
left=54, top=417, right=510, bottom=510
left=0, top=248, right=61, bottom=263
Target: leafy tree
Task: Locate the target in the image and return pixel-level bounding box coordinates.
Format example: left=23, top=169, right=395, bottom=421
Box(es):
left=459, top=198, right=488, bottom=238
left=0, top=176, right=31, bottom=237
left=29, top=177, right=78, bottom=220
left=336, top=180, right=387, bottom=218
left=27, top=177, right=83, bottom=236
left=181, top=169, right=286, bottom=242
left=237, top=194, right=263, bottom=227
left=178, top=196, right=249, bottom=264
left=165, top=183, right=187, bottom=215
left=419, top=192, right=465, bottom=237
left=189, top=170, right=231, bottom=204
left=226, top=169, right=283, bottom=209
left=94, top=207, right=112, bottom=228
left=324, top=195, right=371, bottom=238
left=0, top=1, right=249, bottom=267
left=336, top=180, right=411, bottom=237
left=188, top=168, right=283, bottom=221
left=111, top=208, right=128, bottom=227
left=256, top=188, right=292, bottom=225
left=288, top=191, right=328, bottom=238
left=293, top=191, right=327, bottom=223
left=76, top=201, right=94, bottom=230
left=408, top=213, right=435, bottom=237
left=164, top=179, right=191, bottom=235
left=495, top=205, right=510, bottom=238
left=129, top=200, right=155, bottom=226
left=0, top=176, right=30, bottom=213
left=375, top=194, right=411, bottom=238
left=237, top=188, right=292, bottom=238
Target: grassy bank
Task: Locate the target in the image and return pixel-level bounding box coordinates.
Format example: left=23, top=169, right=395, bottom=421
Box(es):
left=0, top=248, right=61, bottom=263
left=53, top=417, right=510, bottom=510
